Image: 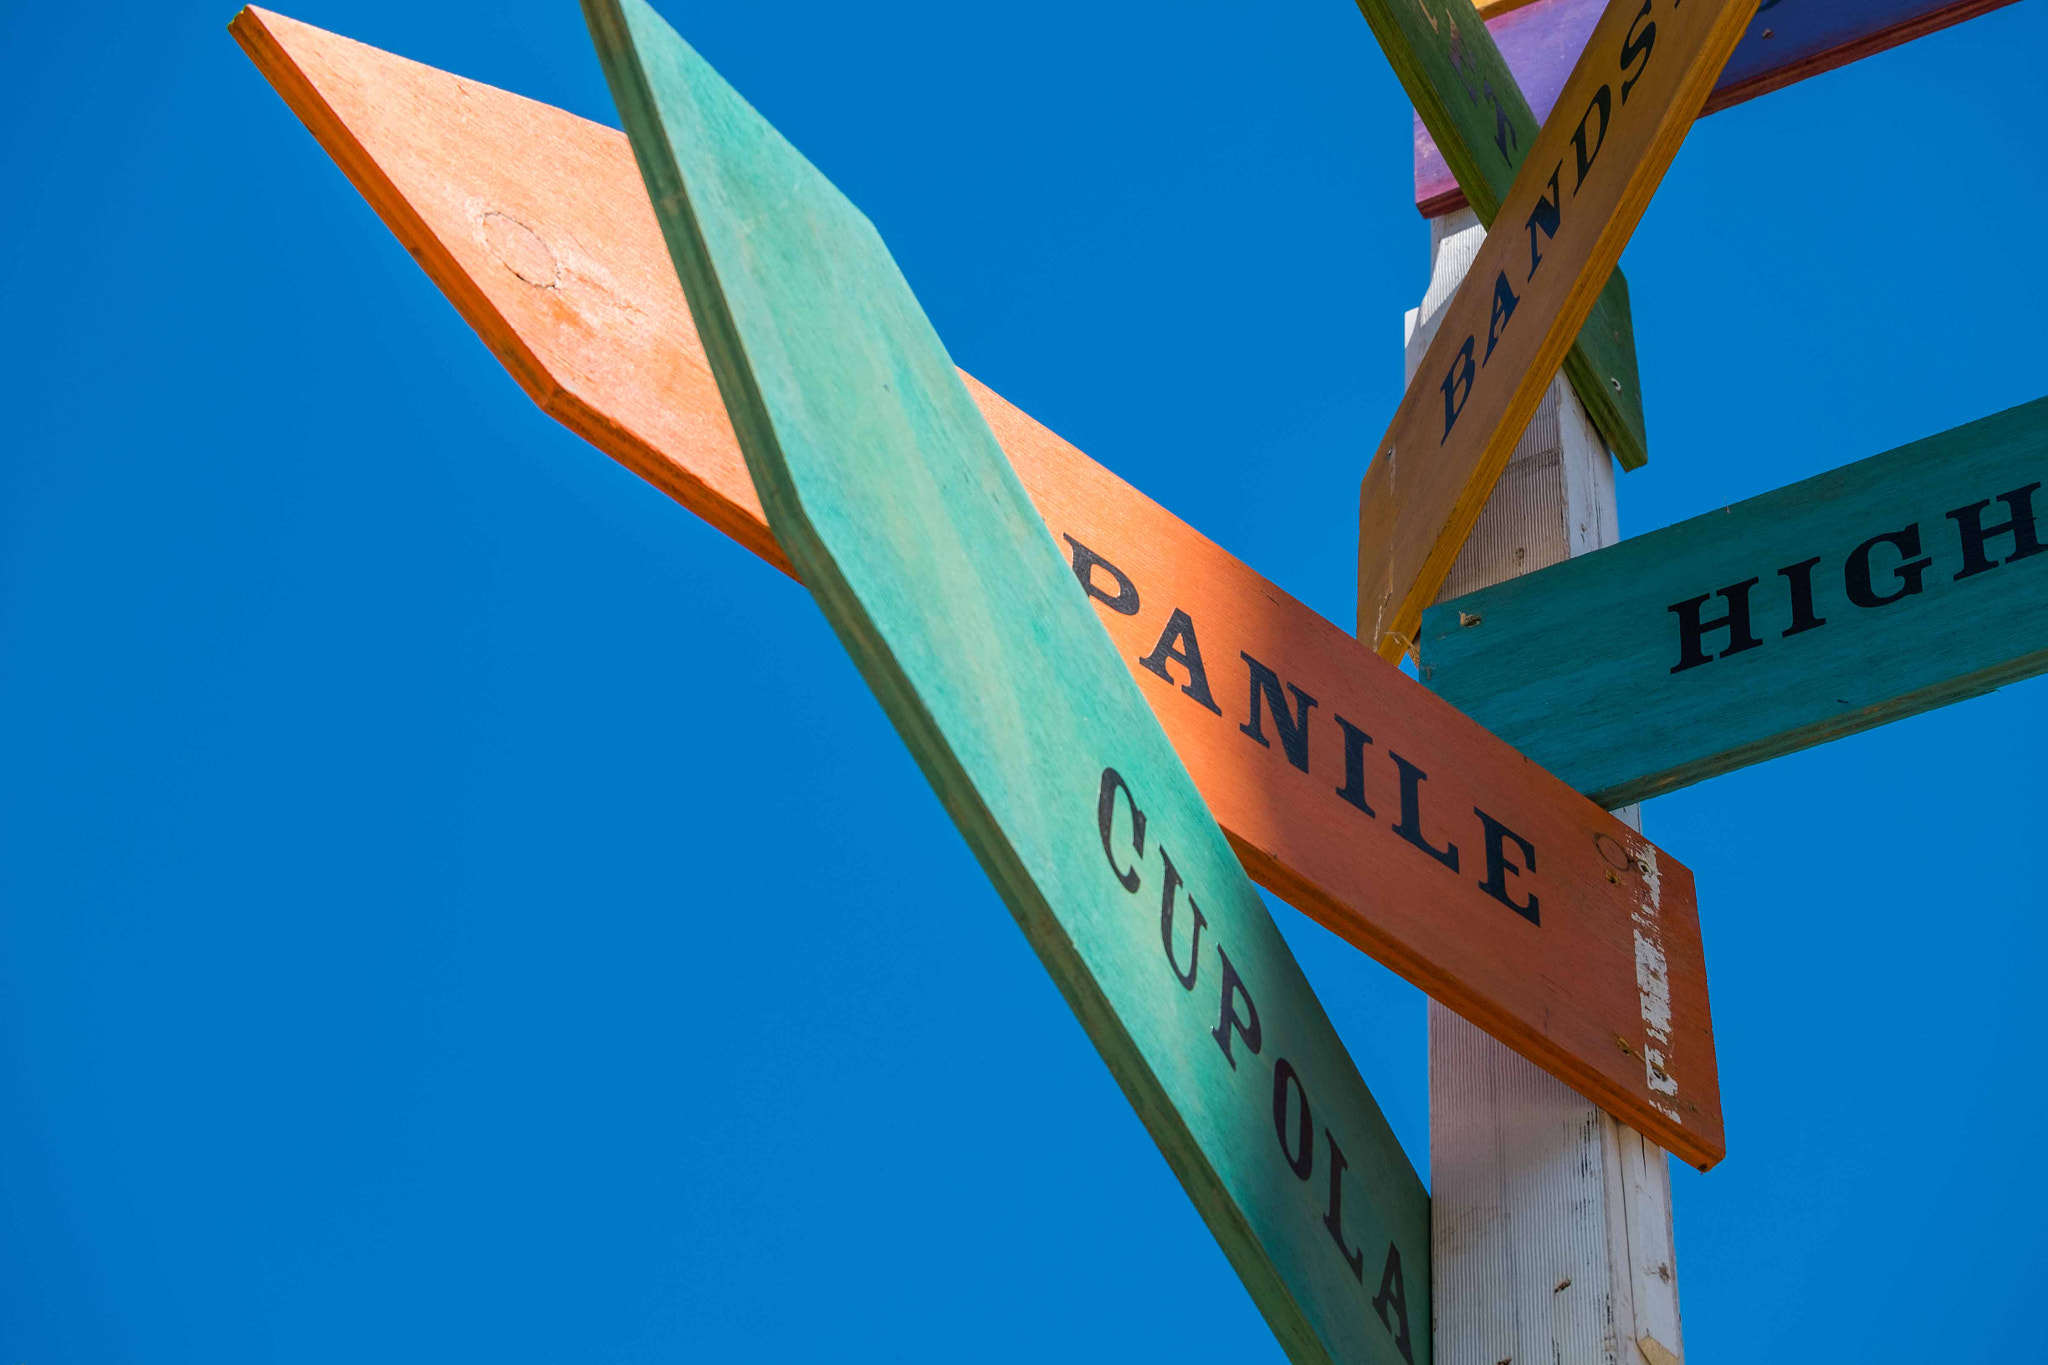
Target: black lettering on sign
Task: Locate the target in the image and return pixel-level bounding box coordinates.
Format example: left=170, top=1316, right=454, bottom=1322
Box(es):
left=1097, top=767, right=1146, bottom=893
left=1210, top=948, right=1263, bottom=1069
left=1157, top=848, right=1206, bottom=990
left=1948, top=483, right=2045, bottom=579
left=1488, top=81, right=1517, bottom=162
left=1321, top=1130, right=1367, bottom=1282
left=1076, top=547, right=1563, bottom=1003
left=1670, top=481, right=2048, bottom=672
left=1372, top=1242, right=1416, bottom=1365
left=1475, top=808, right=1540, bottom=925
left=1845, top=524, right=1931, bottom=608
left=1441, top=335, right=1477, bottom=440
left=1272, top=1059, right=1314, bottom=1180
left=1571, top=85, right=1612, bottom=193
left=1445, top=18, right=1482, bottom=102
left=1525, top=164, right=1563, bottom=280
left=1089, top=765, right=1435, bottom=1314
left=1064, top=535, right=1139, bottom=615
left=1619, top=0, right=1657, bottom=103
left=1668, top=578, right=1762, bottom=673
left=1138, top=608, right=1223, bottom=715
left=1240, top=652, right=1318, bottom=773
left=1484, top=270, right=1519, bottom=364
left=1333, top=715, right=1378, bottom=818
left=1391, top=753, right=1459, bottom=872
left=1777, top=556, right=1827, bottom=637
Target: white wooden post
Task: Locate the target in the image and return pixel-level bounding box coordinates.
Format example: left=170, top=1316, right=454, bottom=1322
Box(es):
left=1403, top=209, right=1684, bottom=1365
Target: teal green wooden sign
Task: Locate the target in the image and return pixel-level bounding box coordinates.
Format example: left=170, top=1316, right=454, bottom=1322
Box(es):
left=581, top=3, right=1431, bottom=1361
left=1351, top=0, right=1648, bottom=470
left=1420, top=397, right=2048, bottom=808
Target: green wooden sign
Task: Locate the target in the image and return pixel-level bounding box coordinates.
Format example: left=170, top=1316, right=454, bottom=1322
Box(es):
left=1352, top=0, right=1648, bottom=470
left=581, top=3, right=1432, bottom=1361
left=1419, top=396, right=2048, bottom=808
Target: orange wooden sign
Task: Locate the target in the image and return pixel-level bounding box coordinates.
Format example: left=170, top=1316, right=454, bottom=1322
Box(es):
left=230, top=6, right=1724, bottom=1168
left=1357, top=0, right=1757, bottom=661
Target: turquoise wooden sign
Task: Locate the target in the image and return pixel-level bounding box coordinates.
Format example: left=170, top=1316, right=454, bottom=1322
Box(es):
left=580, top=3, right=1431, bottom=1361
left=1420, top=397, right=2048, bottom=808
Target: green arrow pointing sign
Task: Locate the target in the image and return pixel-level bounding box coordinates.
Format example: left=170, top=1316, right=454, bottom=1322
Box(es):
left=580, top=3, right=1431, bottom=1361
left=1420, top=396, right=2048, bottom=807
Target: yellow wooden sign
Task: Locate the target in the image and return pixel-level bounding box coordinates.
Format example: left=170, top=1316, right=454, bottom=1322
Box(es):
left=1357, top=0, right=1755, bottom=661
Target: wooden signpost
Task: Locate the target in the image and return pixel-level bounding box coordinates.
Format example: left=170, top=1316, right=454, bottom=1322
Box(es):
left=1398, top=218, right=1687, bottom=1365
left=229, top=6, right=1725, bottom=1169
left=1413, top=0, right=2026, bottom=216
left=1420, top=396, right=2048, bottom=806
left=1357, top=0, right=1757, bottom=663
left=218, top=0, right=2048, bottom=1355
left=577, top=3, right=1430, bottom=1360
left=1351, top=0, right=1648, bottom=471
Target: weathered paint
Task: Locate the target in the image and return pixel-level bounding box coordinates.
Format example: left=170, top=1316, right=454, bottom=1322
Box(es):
left=581, top=2, right=1427, bottom=1358
left=1420, top=396, right=2048, bottom=807
left=1416, top=0, right=2023, bottom=214
left=227, top=6, right=1724, bottom=1168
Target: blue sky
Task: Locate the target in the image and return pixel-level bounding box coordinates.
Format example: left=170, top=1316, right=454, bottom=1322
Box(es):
left=3, top=1, right=2044, bottom=1360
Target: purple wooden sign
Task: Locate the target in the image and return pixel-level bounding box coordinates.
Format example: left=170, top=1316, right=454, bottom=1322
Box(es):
left=1413, top=0, right=2018, bottom=216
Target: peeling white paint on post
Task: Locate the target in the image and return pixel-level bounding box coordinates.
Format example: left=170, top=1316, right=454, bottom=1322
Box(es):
left=1627, top=843, right=1681, bottom=1121
left=1404, top=209, right=1684, bottom=1365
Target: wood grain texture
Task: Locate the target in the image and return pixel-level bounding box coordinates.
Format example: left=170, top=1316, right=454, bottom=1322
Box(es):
left=1420, top=396, right=2048, bottom=808
left=1416, top=0, right=2022, bottom=215
left=1357, top=0, right=1756, bottom=664
left=227, top=5, right=1723, bottom=1169
left=1409, top=212, right=1683, bottom=1365
left=1350, top=0, right=1648, bottom=470
left=579, top=6, right=1433, bottom=1356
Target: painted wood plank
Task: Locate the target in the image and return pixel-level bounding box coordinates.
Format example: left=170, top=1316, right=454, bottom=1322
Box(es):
left=226, top=5, right=1725, bottom=1169
left=1350, top=0, right=1649, bottom=470
left=1419, top=396, right=2048, bottom=808
left=1415, top=0, right=2022, bottom=215
left=1356, top=0, right=1756, bottom=664
left=579, top=4, right=1430, bottom=1359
